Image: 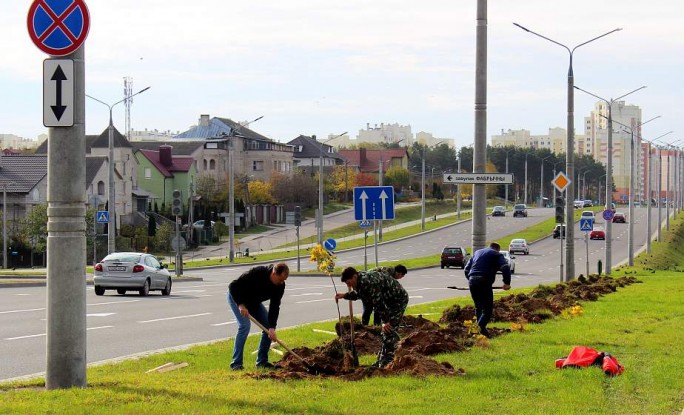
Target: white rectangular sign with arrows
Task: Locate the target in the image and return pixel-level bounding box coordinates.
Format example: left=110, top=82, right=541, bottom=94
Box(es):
left=43, top=59, right=74, bottom=127
left=443, top=173, right=514, bottom=184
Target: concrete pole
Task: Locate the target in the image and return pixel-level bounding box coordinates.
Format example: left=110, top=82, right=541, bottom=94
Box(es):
left=628, top=130, right=635, bottom=266
left=457, top=153, right=462, bottom=220
left=605, top=107, right=613, bottom=275
left=646, top=142, right=652, bottom=254
left=471, top=0, right=487, bottom=252
left=318, top=149, right=323, bottom=246
left=565, top=57, right=575, bottom=282
left=2, top=184, right=7, bottom=269
left=504, top=153, right=509, bottom=209
left=46, top=46, right=87, bottom=389
left=378, top=158, right=383, bottom=241
left=666, top=150, right=671, bottom=231
left=657, top=147, right=662, bottom=242
left=524, top=154, right=528, bottom=205
left=421, top=152, right=426, bottom=230
left=228, top=138, right=235, bottom=262
left=107, top=114, right=115, bottom=254
left=539, top=159, right=544, bottom=207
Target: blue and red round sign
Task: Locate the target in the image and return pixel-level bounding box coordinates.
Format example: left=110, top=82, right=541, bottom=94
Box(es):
left=27, top=0, right=90, bottom=56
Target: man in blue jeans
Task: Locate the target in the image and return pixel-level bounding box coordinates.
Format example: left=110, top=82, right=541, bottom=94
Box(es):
left=227, top=262, right=289, bottom=370
left=463, top=242, right=511, bottom=338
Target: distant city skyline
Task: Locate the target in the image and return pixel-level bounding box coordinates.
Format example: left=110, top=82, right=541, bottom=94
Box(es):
left=2, top=1, right=682, bottom=147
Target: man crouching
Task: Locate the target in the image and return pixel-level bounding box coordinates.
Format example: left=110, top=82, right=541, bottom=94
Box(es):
left=334, top=266, right=409, bottom=368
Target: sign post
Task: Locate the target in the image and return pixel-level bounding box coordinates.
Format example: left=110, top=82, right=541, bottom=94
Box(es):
left=580, top=217, right=594, bottom=277
left=354, top=186, right=395, bottom=267
left=552, top=172, right=571, bottom=282
left=28, top=0, right=90, bottom=389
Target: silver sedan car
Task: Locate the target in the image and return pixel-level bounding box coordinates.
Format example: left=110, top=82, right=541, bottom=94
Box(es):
left=93, top=252, right=172, bottom=296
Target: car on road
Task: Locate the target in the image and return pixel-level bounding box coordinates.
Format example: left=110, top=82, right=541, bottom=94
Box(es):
left=583, top=200, right=593, bottom=207
left=93, top=252, right=172, bottom=297
left=590, top=226, right=606, bottom=240
left=553, top=224, right=566, bottom=239
left=513, top=204, right=528, bottom=217
left=574, top=200, right=584, bottom=208
left=500, top=250, right=516, bottom=274
left=612, top=212, right=626, bottom=223
left=491, top=206, right=505, bottom=216
left=440, top=246, right=470, bottom=269
left=508, top=238, right=529, bottom=255
left=581, top=211, right=595, bottom=221
left=193, top=220, right=215, bottom=229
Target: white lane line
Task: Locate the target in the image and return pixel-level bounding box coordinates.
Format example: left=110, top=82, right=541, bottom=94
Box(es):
left=14, top=294, right=32, bottom=296
left=290, top=293, right=323, bottom=297
left=6, top=325, right=114, bottom=341
left=87, top=313, right=116, bottom=317
left=211, top=321, right=237, bottom=327
left=173, top=289, right=206, bottom=293
left=138, top=312, right=212, bottom=324
left=0, top=307, right=45, bottom=315
left=295, top=299, right=330, bottom=304
left=409, top=295, right=424, bottom=299
left=88, top=300, right=140, bottom=307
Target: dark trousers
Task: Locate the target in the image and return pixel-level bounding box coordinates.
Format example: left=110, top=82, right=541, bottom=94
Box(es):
left=362, top=302, right=380, bottom=326
left=468, top=276, right=494, bottom=336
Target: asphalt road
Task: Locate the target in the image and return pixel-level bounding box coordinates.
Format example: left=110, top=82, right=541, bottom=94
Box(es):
left=0, top=207, right=663, bottom=381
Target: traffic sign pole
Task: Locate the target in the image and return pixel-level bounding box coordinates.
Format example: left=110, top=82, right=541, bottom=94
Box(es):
left=29, top=0, right=91, bottom=390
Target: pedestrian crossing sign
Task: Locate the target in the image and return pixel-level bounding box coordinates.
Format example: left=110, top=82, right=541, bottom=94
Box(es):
left=96, top=210, right=110, bottom=223
left=579, top=218, right=593, bottom=232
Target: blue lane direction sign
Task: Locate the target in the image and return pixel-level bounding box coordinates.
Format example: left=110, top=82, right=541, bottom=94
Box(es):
left=96, top=210, right=109, bottom=223
left=579, top=218, right=594, bottom=232
left=27, top=0, right=91, bottom=56
left=324, top=238, right=337, bottom=251
left=353, top=186, right=395, bottom=221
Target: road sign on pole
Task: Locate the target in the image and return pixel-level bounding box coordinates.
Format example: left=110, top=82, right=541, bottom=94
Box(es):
left=43, top=59, right=74, bottom=127
left=552, top=171, right=571, bottom=193
left=579, top=218, right=594, bottom=232
left=96, top=210, right=109, bottom=223
left=443, top=173, right=513, bottom=184
left=27, top=0, right=90, bottom=56
left=353, top=186, right=395, bottom=221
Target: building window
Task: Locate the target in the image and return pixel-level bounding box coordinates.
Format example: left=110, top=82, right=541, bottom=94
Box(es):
left=253, top=160, right=264, bottom=171
left=203, top=159, right=208, bottom=171
left=210, top=159, right=216, bottom=170
left=145, top=167, right=151, bottom=179
left=97, top=181, right=105, bottom=196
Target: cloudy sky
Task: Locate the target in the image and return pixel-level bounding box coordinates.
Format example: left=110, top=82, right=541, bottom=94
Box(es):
left=3, top=1, right=683, bottom=146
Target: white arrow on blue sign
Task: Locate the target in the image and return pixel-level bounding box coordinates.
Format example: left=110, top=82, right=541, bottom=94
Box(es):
left=96, top=210, right=110, bottom=223
left=353, top=186, right=395, bottom=221
left=324, top=238, right=337, bottom=251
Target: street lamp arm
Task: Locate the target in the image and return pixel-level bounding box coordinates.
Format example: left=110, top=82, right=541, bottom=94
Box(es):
left=573, top=86, right=607, bottom=104
left=513, top=23, right=570, bottom=53
left=614, top=85, right=646, bottom=102
left=571, top=28, right=622, bottom=53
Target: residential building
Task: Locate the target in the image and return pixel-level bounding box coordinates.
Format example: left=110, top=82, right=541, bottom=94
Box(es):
left=357, top=122, right=414, bottom=146
left=287, top=135, right=347, bottom=176
left=135, top=145, right=197, bottom=214
left=0, top=154, right=48, bottom=225
left=491, top=128, right=579, bottom=155
left=337, top=148, right=409, bottom=175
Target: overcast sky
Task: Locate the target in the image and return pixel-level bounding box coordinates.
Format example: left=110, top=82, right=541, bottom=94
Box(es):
left=3, top=1, right=683, bottom=147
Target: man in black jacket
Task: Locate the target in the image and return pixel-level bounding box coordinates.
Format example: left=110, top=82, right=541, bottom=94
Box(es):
left=227, top=262, right=289, bottom=370
left=463, top=242, right=511, bottom=338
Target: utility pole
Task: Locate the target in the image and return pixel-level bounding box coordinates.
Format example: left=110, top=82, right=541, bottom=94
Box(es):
left=471, top=0, right=487, bottom=252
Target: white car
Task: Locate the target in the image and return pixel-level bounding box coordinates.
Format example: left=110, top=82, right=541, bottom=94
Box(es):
left=581, top=211, right=595, bottom=221
left=574, top=200, right=584, bottom=208
left=500, top=250, right=516, bottom=274
left=93, top=252, right=172, bottom=297
left=508, top=238, right=529, bottom=255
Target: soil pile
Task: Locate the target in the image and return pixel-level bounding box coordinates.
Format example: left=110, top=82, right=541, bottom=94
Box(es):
left=250, top=274, right=639, bottom=381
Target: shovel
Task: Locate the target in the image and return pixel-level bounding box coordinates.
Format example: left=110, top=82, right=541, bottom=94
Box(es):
left=247, top=314, right=322, bottom=375
left=447, top=286, right=504, bottom=290
left=347, top=288, right=360, bottom=368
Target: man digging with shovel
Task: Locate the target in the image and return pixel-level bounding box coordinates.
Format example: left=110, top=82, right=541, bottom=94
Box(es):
left=335, top=266, right=409, bottom=368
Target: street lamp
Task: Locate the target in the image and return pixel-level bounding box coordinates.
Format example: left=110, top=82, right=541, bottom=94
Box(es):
left=581, top=170, right=590, bottom=201
left=524, top=153, right=528, bottom=205
left=318, top=132, right=347, bottom=246
left=608, top=115, right=660, bottom=265
left=642, top=131, right=673, bottom=253
left=86, top=87, right=150, bottom=255
left=515, top=23, right=622, bottom=281
left=666, top=140, right=682, bottom=232
left=503, top=148, right=514, bottom=209
left=540, top=155, right=552, bottom=207
left=598, top=174, right=607, bottom=206
left=421, top=141, right=445, bottom=230
left=574, top=84, right=645, bottom=276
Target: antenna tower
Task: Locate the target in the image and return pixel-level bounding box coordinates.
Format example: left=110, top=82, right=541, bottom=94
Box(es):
left=123, top=76, right=133, bottom=140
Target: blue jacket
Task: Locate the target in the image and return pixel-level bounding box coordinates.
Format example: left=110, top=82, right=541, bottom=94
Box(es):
left=464, top=247, right=511, bottom=285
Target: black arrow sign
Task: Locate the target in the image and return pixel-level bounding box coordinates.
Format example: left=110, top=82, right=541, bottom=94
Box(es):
left=447, top=175, right=453, bottom=181
left=50, top=65, right=67, bottom=121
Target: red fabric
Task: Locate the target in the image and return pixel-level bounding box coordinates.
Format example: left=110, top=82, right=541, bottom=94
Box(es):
left=560, top=346, right=602, bottom=368
left=602, top=354, right=625, bottom=376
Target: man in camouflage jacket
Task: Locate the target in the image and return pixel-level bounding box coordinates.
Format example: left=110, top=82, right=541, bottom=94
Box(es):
left=362, top=264, right=408, bottom=325
left=335, top=266, right=409, bottom=367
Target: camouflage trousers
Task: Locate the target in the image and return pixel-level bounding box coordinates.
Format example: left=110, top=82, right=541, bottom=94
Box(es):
left=377, top=303, right=407, bottom=367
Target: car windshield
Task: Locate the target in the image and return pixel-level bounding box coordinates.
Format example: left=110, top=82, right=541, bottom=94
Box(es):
left=102, top=253, right=141, bottom=263
left=511, top=239, right=525, bottom=243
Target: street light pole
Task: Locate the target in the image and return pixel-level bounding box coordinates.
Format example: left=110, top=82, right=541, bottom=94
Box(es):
left=86, top=87, right=150, bottom=254
left=317, top=132, right=347, bottom=246
left=421, top=151, right=426, bottom=230
left=515, top=23, right=622, bottom=282
left=540, top=156, right=551, bottom=207
left=524, top=153, right=528, bottom=205
left=574, top=84, right=645, bottom=276
left=504, top=149, right=513, bottom=209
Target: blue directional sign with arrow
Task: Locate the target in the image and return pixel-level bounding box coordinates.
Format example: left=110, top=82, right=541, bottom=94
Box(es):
left=579, top=217, right=594, bottom=232
left=353, top=186, right=395, bottom=221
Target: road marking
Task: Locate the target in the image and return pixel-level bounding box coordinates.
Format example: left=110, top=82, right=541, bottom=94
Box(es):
left=86, top=313, right=116, bottom=317
left=295, top=299, right=330, bottom=304
left=138, top=312, right=212, bottom=324
left=290, top=293, right=323, bottom=297
left=173, top=289, right=206, bottom=293
left=409, top=295, right=424, bottom=299
left=211, top=321, right=237, bottom=327
left=88, top=300, right=140, bottom=307
left=6, top=325, right=113, bottom=341
left=0, top=307, right=45, bottom=315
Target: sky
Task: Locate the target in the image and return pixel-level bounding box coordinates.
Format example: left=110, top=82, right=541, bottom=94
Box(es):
left=2, top=1, right=684, bottom=147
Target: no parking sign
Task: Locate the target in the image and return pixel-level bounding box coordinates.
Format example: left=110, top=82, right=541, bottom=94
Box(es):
left=27, top=0, right=90, bottom=56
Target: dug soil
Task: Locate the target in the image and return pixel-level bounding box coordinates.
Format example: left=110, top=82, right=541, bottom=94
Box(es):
left=250, top=274, right=639, bottom=381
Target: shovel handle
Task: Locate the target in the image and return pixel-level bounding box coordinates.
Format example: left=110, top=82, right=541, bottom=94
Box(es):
left=447, top=286, right=505, bottom=290
left=247, top=314, right=307, bottom=364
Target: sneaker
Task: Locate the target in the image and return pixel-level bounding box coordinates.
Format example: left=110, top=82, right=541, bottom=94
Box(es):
left=480, top=328, right=491, bottom=338
left=230, top=365, right=244, bottom=371
left=256, top=362, right=275, bottom=369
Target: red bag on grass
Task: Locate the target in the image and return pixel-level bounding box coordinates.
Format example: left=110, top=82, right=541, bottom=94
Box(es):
left=556, top=346, right=624, bottom=376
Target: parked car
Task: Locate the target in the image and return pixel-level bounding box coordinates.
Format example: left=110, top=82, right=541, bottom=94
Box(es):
left=193, top=220, right=215, bottom=229
left=491, top=206, right=505, bottom=217
left=612, top=212, right=626, bottom=223
left=500, top=250, right=516, bottom=274
left=513, top=204, right=528, bottom=217
left=590, top=226, right=606, bottom=240
left=93, top=252, right=172, bottom=297
left=574, top=200, right=584, bottom=208
left=440, top=246, right=470, bottom=269
left=583, top=200, right=593, bottom=207
left=553, top=224, right=566, bottom=239
left=508, top=238, right=529, bottom=255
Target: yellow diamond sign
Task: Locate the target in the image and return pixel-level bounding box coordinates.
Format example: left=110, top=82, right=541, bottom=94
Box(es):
left=552, top=172, right=571, bottom=192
